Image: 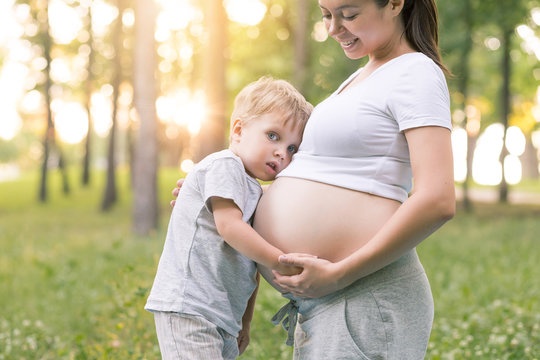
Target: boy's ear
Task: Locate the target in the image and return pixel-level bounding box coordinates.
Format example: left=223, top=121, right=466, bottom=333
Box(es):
left=231, top=119, right=242, bottom=142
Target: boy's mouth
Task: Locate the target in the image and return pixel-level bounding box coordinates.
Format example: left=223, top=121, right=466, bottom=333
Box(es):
left=266, top=162, right=278, bottom=174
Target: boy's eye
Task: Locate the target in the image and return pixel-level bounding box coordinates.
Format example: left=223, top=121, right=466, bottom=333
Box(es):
left=267, top=132, right=278, bottom=141
left=287, top=145, right=298, bottom=153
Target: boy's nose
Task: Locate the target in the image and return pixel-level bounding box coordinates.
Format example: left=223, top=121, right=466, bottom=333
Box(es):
left=274, top=146, right=286, bottom=160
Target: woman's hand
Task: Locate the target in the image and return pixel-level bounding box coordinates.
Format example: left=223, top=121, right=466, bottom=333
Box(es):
left=272, top=254, right=344, bottom=298
left=170, top=179, right=184, bottom=207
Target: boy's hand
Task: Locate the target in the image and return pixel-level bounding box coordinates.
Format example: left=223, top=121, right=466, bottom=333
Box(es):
left=237, top=326, right=250, bottom=355
left=273, top=253, right=317, bottom=276
left=170, top=179, right=184, bottom=207
left=274, top=263, right=303, bottom=276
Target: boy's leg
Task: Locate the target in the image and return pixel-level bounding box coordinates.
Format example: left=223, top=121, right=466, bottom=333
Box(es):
left=154, top=311, right=239, bottom=360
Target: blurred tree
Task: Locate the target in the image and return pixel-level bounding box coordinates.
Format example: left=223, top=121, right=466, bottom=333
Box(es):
left=510, top=101, right=540, bottom=179
left=101, top=0, right=124, bottom=211
left=439, top=0, right=488, bottom=211
left=194, top=0, right=228, bottom=161
left=439, top=0, right=540, bottom=202
left=132, top=0, right=158, bottom=235
left=28, top=0, right=71, bottom=202
left=81, top=1, right=95, bottom=187
left=293, top=0, right=309, bottom=93
left=479, top=0, right=539, bottom=202
left=439, top=0, right=476, bottom=211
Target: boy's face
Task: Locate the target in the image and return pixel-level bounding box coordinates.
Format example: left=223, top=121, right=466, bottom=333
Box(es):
left=230, top=111, right=304, bottom=181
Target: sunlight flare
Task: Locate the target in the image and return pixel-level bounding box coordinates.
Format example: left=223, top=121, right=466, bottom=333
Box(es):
left=157, top=89, right=206, bottom=136
left=49, top=0, right=83, bottom=44
left=224, top=0, right=267, bottom=26
left=472, top=124, right=504, bottom=186
left=91, top=92, right=113, bottom=137
left=54, top=101, right=89, bottom=144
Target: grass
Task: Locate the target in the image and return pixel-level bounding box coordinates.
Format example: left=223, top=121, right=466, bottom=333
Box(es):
left=0, top=169, right=539, bottom=359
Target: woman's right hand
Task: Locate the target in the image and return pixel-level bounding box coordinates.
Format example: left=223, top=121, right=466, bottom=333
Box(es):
left=170, top=179, right=184, bottom=207
left=272, top=254, right=344, bottom=298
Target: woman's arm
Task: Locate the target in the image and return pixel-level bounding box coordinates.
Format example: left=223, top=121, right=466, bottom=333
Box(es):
left=274, top=126, right=455, bottom=297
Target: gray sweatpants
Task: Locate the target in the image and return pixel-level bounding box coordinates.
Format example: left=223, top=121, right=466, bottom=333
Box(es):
left=153, top=312, right=239, bottom=360
left=273, top=249, right=434, bottom=360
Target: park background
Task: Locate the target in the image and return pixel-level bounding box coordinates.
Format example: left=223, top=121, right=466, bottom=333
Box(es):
left=0, top=0, right=540, bottom=358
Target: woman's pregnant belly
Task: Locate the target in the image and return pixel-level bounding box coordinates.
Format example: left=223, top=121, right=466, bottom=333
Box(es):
left=253, top=177, right=401, bottom=290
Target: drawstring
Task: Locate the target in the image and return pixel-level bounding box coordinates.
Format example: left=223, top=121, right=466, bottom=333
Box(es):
left=271, top=300, right=298, bottom=346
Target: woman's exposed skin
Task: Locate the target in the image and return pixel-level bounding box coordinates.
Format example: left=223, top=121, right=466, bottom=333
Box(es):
left=253, top=0, right=455, bottom=298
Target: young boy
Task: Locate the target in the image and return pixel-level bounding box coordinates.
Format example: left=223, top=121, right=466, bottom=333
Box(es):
left=145, top=77, right=313, bottom=360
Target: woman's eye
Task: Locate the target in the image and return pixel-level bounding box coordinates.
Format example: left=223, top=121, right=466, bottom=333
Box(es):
left=321, top=13, right=331, bottom=20
left=343, top=14, right=358, bottom=21
left=287, top=145, right=298, bottom=153
left=267, top=132, right=278, bottom=141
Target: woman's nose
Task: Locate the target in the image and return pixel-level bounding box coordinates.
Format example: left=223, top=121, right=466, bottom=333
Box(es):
left=327, top=17, right=342, bottom=36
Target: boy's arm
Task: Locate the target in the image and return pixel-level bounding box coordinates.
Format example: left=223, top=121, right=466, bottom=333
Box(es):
left=237, top=272, right=260, bottom=355
left=211, top=197, right=296, bottom=274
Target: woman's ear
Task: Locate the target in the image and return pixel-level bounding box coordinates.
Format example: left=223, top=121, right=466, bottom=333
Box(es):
left=389, top=0, right=404, bottom=14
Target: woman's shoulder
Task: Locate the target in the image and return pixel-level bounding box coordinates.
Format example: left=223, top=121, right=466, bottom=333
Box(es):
left=389, top=52, right=442, bottom=75
left=397, top=53, right=445, bottom=78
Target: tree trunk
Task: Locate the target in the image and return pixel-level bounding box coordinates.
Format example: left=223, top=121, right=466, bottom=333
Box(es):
left=194, top=0, right=227, bottom=161
left=498, top=29, right=512, bottom=203
left=39, top=1, right=70, bottom=200
left=293, top=0, right=309, bottom=94
left=101, top=0, right=123, bottom=211
left=459, top=0, right=474, bottom=212
left=522, top=133, right=539, bottom=180
left=82, top=5, right=94, bottom=187
left=132, top=0, right=159, bottom=235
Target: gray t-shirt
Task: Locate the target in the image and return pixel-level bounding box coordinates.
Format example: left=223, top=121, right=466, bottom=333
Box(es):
left=145, top=149, right=262, bottom=337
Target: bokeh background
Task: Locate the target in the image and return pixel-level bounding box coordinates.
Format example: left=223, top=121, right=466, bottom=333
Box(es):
left=1, top=0, right=540, bottom=359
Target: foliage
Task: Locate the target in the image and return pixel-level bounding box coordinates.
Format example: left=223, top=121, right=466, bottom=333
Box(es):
left=1, top=173, right=540, bottom=359
left=421, top=202, right=540, bottom=359
left=438, top=0, right=540, bottom=130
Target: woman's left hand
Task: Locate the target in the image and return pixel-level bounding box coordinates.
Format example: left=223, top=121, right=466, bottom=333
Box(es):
left=272, top=254, right=344, bottom=298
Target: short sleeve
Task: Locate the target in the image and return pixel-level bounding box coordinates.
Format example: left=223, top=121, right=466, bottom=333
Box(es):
left=199, top=157, right=249, bottom=214
left=388, top=59, right=452, bottom=132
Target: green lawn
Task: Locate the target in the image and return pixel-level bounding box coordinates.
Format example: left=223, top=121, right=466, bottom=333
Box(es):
left=1, top=170, right=539, bottom=359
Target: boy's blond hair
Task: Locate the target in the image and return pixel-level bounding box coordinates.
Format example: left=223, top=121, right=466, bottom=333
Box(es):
left=230, top=76, right=312, bottom=135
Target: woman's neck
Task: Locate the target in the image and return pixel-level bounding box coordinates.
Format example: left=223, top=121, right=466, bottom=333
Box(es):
left=367, top=37, right=415, bottom=69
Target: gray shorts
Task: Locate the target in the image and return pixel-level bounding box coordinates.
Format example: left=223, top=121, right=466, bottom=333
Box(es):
left=272, top=250, right=434, bottom=360
left=153, top=312, right=239, bottom=360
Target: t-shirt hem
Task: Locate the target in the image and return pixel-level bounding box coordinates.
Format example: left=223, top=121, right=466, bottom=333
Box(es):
left=276, top=175, right=408, bottom=203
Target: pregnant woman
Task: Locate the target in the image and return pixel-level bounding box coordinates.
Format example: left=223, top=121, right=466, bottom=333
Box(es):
left=173, top=0, right=454, bottom=358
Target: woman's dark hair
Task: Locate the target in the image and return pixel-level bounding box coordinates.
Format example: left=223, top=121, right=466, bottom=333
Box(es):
left=375, top=0, right=450, bottom=74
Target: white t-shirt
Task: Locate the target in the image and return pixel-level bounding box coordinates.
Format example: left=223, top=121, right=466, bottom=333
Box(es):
left=278, top=52, right=451, bottom=203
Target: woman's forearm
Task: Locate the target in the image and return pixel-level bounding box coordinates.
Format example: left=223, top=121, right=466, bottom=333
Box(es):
left=336, top=187, right=455, bottom=289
